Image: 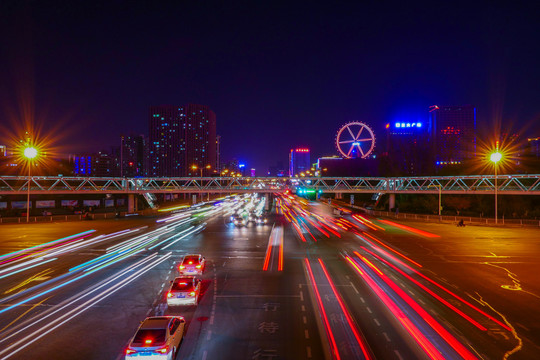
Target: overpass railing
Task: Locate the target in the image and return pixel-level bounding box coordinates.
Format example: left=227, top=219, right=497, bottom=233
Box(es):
left=0, top=175, right=539, bottom=195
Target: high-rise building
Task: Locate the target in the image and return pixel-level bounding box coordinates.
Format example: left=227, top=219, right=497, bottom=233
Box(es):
left=121, top=134, right=147, bottom=177
left=149, top=104, right=217, bottom=177
left=289, top=148, right=310, bottom=176
left=429, top=105, right=476, bottom=166
left=385, top=120, right=431, bottom=175
left=73, top=151, right=119, bottom=177
left=0, top=145, right=7, bottom=157
left=527, top=137, right=540, bottom=158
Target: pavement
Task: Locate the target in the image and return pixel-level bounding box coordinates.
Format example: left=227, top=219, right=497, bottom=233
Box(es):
left=0, top=197, right=539, bottom=359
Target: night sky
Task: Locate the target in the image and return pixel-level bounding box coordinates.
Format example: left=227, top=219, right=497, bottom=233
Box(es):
left=1, top=1, right=539, bottom=171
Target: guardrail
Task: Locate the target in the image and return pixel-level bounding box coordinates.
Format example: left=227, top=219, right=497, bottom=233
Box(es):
left=365, top=209, right=540, bottom=227
left=0, top=212, right=130, bottom=224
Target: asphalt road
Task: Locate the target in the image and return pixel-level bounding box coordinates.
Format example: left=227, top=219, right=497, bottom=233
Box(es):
left=0, top=196, right=539, bottom=360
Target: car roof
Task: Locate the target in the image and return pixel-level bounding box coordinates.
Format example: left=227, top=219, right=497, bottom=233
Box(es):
left=174, top=276, right=195, bottom=282
left=140, top=317, right=172, bottom=329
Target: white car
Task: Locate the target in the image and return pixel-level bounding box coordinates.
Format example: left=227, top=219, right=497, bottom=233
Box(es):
left=232, top=215, right=246, bottom=226
left=125, top=316, right=185, bottom=360
left=167, top=276, right=201, bottom=306
left=178, top=254, right=206, bottom=275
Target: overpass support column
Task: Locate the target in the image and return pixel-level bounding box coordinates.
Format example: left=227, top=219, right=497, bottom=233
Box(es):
left=128, top=194, right=136, bottom=213
left=336, top=192, right=342, bottom=200
left=389, top=193, right=395, bottom=211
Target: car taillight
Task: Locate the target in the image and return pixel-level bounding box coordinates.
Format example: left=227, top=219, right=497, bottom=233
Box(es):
left=195, top=264, right=201, bottom=268
left=154, top=345, right=169, bottom=354
left=189, top=291, right=196, bottom=296
left=125, top=348, right=137, bottom=355
left=179, top=265, right=185, bottom=269
left=167, top=291, right=173, bottom=298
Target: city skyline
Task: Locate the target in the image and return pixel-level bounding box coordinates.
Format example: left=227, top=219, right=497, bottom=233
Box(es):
left=1, top=2, right=539, bottom=171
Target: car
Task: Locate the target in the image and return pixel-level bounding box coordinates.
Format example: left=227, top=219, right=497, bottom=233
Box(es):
left=178, top=254, right=206, bottom=275
left=167, top=276, right=202, bottom=306
left=255, top=215, right=268, bottom=225
left=231, top=215, right=246, bottom=226
left=125, top=316, right=185, bottom=360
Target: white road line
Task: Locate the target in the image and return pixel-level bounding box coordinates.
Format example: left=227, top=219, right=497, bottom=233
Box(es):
left=366, top=307, right=372, bottom=314
left=306, top=346, right=312, bottom=358
left=394, top=350, right=404, bottom=360
left=206, top=331, right=212, bottom=340
left=303, top=316, right=307, bottom=324
left=360, top=297, right=365, bottom=303
left=383, top=332, right=390, bottom=342
left=374, top=318, right=380, bottom=326
left=301, top=305, right=306, bottom=311
left=305, top=329, right=310, bottom=339
left=300, top=290, right=304, bottom=301
left=202, top=350, right=208, bottom=360
left=349, top=281, right=359, bottom=294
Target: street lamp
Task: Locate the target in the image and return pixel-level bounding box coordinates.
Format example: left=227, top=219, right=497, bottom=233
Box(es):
left=428, top=184, right=442, bottom=218
left=23, top=146, right=38, bottom=223
left=490, top=149, right=502, bottom=224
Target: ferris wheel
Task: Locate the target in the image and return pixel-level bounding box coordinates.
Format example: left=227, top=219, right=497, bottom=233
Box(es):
left=335, top=122, right=376, bottom=159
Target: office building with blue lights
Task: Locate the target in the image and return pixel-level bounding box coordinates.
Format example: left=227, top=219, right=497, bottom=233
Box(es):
left=149, top=104, right=217, bottom=177
left=385, top=121, right=431, bottom=175
left=429, top=105, right=476, bottom=166
left=289, top=148, right=310, bottom=176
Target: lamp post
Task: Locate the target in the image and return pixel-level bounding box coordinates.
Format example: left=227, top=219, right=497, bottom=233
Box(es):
left=429, top=184, right=442, bottom=218
left=205, top=165, right=211, bottom=201
left=192, top=164, right=212, bottom=202
left=23, top=146, right=38, bottom=223
left=490, top=150, right=502, bottom=224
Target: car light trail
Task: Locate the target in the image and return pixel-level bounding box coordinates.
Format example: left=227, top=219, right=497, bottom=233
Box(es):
left=345, top=256, right=447, bottom=360
left=299, top=221, right=317, bottom=242
left=304, top=258, right=340, bottom=360
left=377, top=220, right=441, bottom=238
left=278, top=227, right=284, bottom=271
left=0, top=233, right=93, bottom=266
left=161, top=224, right=205, bottom=250
left=291, top=222, right=307, bottom=242
left=351, top=214, right=384, bottom=231
left=353, top=254, right=478, bottom=360
left=0, top=253, right=163, bottom=346
left=357, top=246, right=512, bottom=331
left=263, top=226, right=284, bottom=271
left=317, top=258, right=373, bottom=360
left=0, top=253, right=171, bottom=359
left=358, top=248, right=487, bottom=331
left=42, top=228, right=145, bottom=259
left=0, top=258, right=57, bottom=280
left=0, top=230, right=96, bottom=264
left=358, top=232, right=423, bottom=268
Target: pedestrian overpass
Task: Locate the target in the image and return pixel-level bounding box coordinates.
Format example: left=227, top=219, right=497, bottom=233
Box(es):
left=1, top=174, right=539, bottom=195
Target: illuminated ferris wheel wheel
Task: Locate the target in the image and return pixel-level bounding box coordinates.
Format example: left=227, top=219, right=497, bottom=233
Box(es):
left=335, top=122, right=376, bottom=159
